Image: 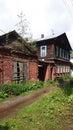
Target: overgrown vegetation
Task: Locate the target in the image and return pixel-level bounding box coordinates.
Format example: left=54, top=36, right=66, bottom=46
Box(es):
left=0, top=122, right=10, bottom=130
left=0, top=80, right=54, bottom=101
left=0, top=83, right=73, bottom=130
left=0, top=78, right=73, bottom=129
left=58, top=76, right=73, bottom=96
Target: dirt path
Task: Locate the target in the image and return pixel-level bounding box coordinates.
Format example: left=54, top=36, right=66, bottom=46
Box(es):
left=0, top=87, right=51, bottom=121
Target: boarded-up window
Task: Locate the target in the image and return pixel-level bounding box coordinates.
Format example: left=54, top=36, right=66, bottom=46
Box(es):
left=12, top=61, right=28, bottom=83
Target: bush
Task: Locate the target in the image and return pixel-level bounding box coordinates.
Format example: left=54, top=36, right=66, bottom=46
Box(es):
left=70, top=77, right=73, bottom=85
left=0, top=122, right=10, bottom=130
left=58, top=77, right=64, bottom=84
left=0, top=81, right=44, bottom=96
left=67, top=94, right=73, bottom=103
left=23, top=81, right=44, bottom=91
left=0, top=92, right=8, bottom=98
left=60, top=77, right=73, bottom=96
left=0, top=83, right=25, bottom=96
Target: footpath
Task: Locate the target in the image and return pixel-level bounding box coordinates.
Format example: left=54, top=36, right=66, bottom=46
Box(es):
left=0, top=87, right=51, bottom=121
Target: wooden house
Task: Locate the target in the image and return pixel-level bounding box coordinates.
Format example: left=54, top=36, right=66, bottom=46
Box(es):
left=0, top=30, right=38, bottom=84
left=36, top=33, right=72, bottom=81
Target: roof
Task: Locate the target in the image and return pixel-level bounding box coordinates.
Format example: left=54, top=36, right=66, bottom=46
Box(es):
left=0, top=30, right=36, bottom=55
left=36, top=33, right=72, bottom=50
left=0, top=30, right=19, bottom=41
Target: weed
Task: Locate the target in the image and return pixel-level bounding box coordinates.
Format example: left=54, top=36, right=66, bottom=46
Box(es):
left=0, top=81, right=44, bottom=97
left=0, top=80, right=73, bottom=130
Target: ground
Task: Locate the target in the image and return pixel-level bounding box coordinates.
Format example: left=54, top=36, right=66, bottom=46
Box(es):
left=0, top=86, right=51, bottom=121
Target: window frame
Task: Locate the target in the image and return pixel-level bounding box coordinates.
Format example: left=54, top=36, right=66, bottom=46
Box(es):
left=40, top=45, right=47, bottom=57
left=12, top=60, right=28, bottom=83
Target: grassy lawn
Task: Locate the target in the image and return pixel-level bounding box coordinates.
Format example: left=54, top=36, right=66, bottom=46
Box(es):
left=0, top=86, right=73, bottom=130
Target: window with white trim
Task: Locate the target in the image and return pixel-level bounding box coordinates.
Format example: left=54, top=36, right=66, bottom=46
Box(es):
left=40, top=46, right=47, bottom=57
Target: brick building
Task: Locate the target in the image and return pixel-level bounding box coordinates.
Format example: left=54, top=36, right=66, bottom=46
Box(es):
left=36, top=33, right=72, bottom=81
left=0, top=30, right=38, bottom=84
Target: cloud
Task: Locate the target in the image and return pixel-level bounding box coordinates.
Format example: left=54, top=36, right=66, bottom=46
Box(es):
left=0, top=0, right=73, bottom=48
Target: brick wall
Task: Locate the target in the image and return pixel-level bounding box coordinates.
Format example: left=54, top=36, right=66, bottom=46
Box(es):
left=0, top=55, right=12, bottom=83
left=29, top=60, right=38, bottom=81
left=3, top=57, right=12, bottom=83
left=44, top=65, right=56, bottom=81
left=44, top=65, right=51, bottom=81
left=0, top=53, right=38, bottom=84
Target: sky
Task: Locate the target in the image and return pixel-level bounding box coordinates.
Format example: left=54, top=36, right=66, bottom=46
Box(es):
left=0, top=0, right=73, bottom=48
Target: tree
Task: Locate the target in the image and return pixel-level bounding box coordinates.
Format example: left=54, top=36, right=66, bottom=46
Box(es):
left=15, top=12, right=36, bottom=51
left=16, top=11, right=32, bottom=41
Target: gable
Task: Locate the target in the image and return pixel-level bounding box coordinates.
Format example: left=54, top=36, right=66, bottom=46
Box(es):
left=55, top=33, right=72, bottom=51
left=36, top=33, right=72, bottom=51
left=0, top=30, right=36, bottom=55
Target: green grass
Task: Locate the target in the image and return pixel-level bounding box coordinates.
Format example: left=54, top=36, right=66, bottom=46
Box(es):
left=0, top=86, right=73, bottom=130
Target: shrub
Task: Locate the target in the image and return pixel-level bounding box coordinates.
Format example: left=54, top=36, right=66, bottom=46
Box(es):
left=0, top=83, right=24, bottom=96
left=58, top=77, right=64, bottom=84
left=60, top=77, right=73, bottom=96
left=0, top=122, right=10, bottom=130
left=0, top=81, right=44, bottom=96
left=67, top=94, right=73, bottom=103
left=0, top=92, right=8, bottom=98
left=70, top=77, right=73, bottom=85
left=23, top=81, right=44, bottom=91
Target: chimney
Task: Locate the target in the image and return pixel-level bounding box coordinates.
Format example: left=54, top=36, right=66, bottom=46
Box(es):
left=41, top=34, right=44, bottom=38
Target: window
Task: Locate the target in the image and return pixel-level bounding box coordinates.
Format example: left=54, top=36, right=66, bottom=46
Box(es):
left=55, top=46, right=58, bottom=57
left=55, top=46, right=69, bottom=60
left=12, top=61, right=28, bottom=83
left=40, top=46, right=47, bottom=57
left=66, top=52, right=69, bottom=60
left=60, top=48, right=62, bottom=57
left=55, top=46, right=60, bottom=57
left=62, top=49, right=64, bottom=58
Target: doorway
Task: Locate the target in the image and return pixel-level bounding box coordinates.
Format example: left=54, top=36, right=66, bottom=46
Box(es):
left=38, top=65, right=47, bottom=81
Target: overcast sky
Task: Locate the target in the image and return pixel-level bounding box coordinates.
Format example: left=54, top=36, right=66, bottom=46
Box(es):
left=0, top=0, right=73, bottom=48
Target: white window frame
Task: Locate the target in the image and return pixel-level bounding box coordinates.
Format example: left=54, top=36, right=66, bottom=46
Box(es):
left=40, top=46, right=47, bottom=57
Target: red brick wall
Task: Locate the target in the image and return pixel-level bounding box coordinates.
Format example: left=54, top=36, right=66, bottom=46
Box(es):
left=44, top=65, right=56, bottom=81
left=52, top=66, right=56, bottom=80
left=0, top=55, right=12, bottom=83
left=44, top=65, right=51, bottom=81
left=29, top=60, right=38, bottom=81
left=0, top=53, right=38, bottom=84
left=3, top=57, right=12, bottom=83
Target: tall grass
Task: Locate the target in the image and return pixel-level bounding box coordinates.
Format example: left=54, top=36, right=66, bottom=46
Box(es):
left=0, top=81, right=44, bottom=97
left=58, top=76, right=73, bottom=96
